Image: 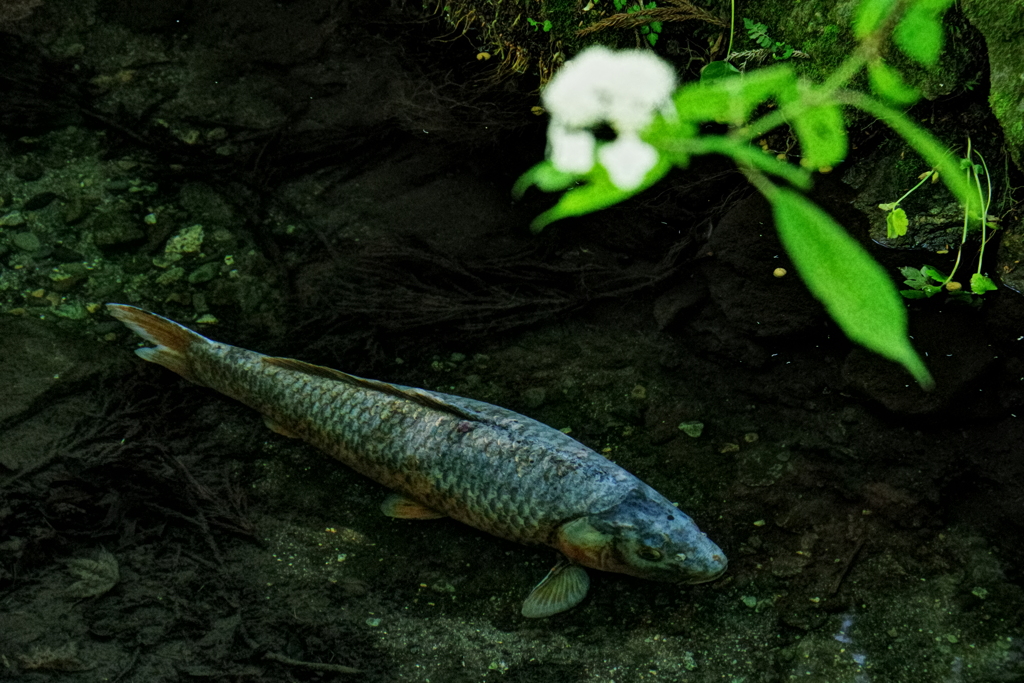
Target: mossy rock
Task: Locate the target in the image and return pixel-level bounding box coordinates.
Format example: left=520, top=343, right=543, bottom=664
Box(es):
left=961, top=0, right=1024, bottom=174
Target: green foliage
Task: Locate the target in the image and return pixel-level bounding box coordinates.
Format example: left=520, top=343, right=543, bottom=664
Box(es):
left=612, top=0, right=661, bottom=46
left=853, top=0, right=895, bottom=39
left=516, top=0, right=971, bottom=388
left=770, top=185, right=931, bottom=385
left=516, top=158, right=672, bottom=229
left=700, top=60, right=741, bottom=82
left=742, top=18, right=797, bottom=60
left=885, top=207, right=909, bottom=238
left=897, top=142, right=1000, bottom=303
left=867, top=60, right=920, bottom=105
left=878, top=168, right=936, bottom=238
left=526, top=17, right=553, bottom=32
left=900, top=265, right=946, bottom=298
left=894, top=0, right=953, bottom=66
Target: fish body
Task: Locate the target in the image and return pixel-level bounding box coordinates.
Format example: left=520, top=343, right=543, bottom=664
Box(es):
left=107, top=304, right=727, bottom=616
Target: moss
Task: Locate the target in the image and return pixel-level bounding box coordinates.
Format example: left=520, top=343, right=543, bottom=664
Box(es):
left=960, top=0, right=1024, bottom=171
left=434, top=0, right=721, bottom=85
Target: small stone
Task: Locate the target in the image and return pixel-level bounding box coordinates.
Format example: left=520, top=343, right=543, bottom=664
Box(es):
left=523, top=387, right=547, bottom=409
left=155, top=267, right=185, bottom=285
left=65, top=550, right=119, bottom=598
left=12, top=231, right=41, bottom=252
left=24, top=192, right=60, bottom=211
left=165, top=224, right=205, bottom=254
left=773, top=267, right=787, bottom=278
left=0, top=211, right=25, bottom=226
left=678, top=420, right=703, bottom=438
left=92, top=214, right=144, bottom=249
left=13, top=159, right=44, bottom=181
left=188, top=262, right=220, bottom=284
left=54, top=302, right=88, bottom=320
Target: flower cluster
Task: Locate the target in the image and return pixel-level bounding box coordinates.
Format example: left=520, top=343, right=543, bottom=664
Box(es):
left=541, top=47, right=677, bottom=191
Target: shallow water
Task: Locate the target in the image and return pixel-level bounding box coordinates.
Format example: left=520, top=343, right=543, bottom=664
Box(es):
left=2, top=1, right=1024, bottom=681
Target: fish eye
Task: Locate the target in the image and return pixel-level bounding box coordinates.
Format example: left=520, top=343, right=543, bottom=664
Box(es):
left=636, top=546, right=662, bottom=562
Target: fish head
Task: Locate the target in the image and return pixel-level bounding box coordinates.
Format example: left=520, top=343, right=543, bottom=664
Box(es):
left=556, top=487, right=727, bottom=584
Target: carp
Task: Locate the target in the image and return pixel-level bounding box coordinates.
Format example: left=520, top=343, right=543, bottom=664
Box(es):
left=107, top=304, right=727, bottom=617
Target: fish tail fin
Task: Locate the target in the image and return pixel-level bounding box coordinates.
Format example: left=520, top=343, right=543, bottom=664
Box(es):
left=106, top=304, right=211, bottom=384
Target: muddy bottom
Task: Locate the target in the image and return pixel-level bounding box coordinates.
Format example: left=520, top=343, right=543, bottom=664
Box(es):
left=3, top=0, right=1024, bottom=681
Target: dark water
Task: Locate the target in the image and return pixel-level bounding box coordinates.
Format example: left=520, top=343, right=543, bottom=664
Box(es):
left=2, top=1, right=1024, bottom=681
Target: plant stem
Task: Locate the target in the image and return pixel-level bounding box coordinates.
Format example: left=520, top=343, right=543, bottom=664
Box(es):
left=835, top=90, right=978, bottom=216
left=891, top=171, right=934, bottom=208
left=973, top=144, right=992, bottom=275
left=726, top=0, right=735, bottom=57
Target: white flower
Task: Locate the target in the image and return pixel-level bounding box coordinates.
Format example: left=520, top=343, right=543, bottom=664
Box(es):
left=539, top=47, right=676, bottom=190
left=598, top=133, right=659, bottom=191
left=541, top=48, right=615, bottom=129
left=548, top=123, right=596, bottom=174
left=542, top=47, right=677, bottom=133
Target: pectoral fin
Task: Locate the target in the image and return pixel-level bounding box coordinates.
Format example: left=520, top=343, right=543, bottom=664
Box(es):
left=521, top=561, right=590, bottom=618
left=380, top=493, right=445, bottom=520
left=263, top=416, right=300, bottom=438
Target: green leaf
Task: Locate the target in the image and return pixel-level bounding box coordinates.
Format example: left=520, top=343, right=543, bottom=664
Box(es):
left=921, top=264, right=947, bottom=281
left=970, top=273, right=997, bottom=294
left=899, top=266, right=943, bottom=296
left=513, top=161, right=578, bottom=198
left=528, top=157, right=671, bottom=232
left=886, top=207, right=909, bottom=238
left=790, top=97, right=848, bottom=168
left=894, top=0, right=953, bottom=67
left=843, top=93, right=983, bottom=221
left=899, top=265, right=923, bottom=280
left=854, top=0, right=897, bottom=38
left=700, top=61, right=741, bottom=83
left=687, top=136, right=812, bottom=189
left=679, top=64, right=797, bottom=125
left=769, top=185, right=933, bottom=388
left=867, top=61, right=921, bottom=106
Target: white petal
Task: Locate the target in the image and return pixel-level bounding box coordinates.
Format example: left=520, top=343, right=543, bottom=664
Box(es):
left=542, top=47, right=677, bottom=133
left=598, top=134, right=658, bottom=191
left=542, top=47, right=617, bottom=128
left=548, top=125, right=596, bottom=174
left=603, top=51, right=678, bottom=131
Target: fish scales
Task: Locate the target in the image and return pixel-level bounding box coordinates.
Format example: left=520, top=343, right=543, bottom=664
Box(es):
left=185, top=340, right=632, bottom=546
left=107, top=304, right=727, bottom=617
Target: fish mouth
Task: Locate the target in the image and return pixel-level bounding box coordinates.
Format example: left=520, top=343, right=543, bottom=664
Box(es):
left=684, top=555, right=728, bottom=584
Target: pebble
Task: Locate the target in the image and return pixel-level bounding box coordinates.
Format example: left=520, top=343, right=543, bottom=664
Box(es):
left=12, top=232, right=41, bottom=252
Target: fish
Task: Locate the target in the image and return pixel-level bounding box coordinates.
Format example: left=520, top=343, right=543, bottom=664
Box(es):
left=106, top=304, right=727, bottom=617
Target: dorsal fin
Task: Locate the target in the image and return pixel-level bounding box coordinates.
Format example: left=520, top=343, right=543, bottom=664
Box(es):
left=262, top=356, right=482, bottom=422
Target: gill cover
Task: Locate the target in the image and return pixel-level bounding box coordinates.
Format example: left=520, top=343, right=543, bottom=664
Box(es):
left=561, top=486, right=727, bottom=584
